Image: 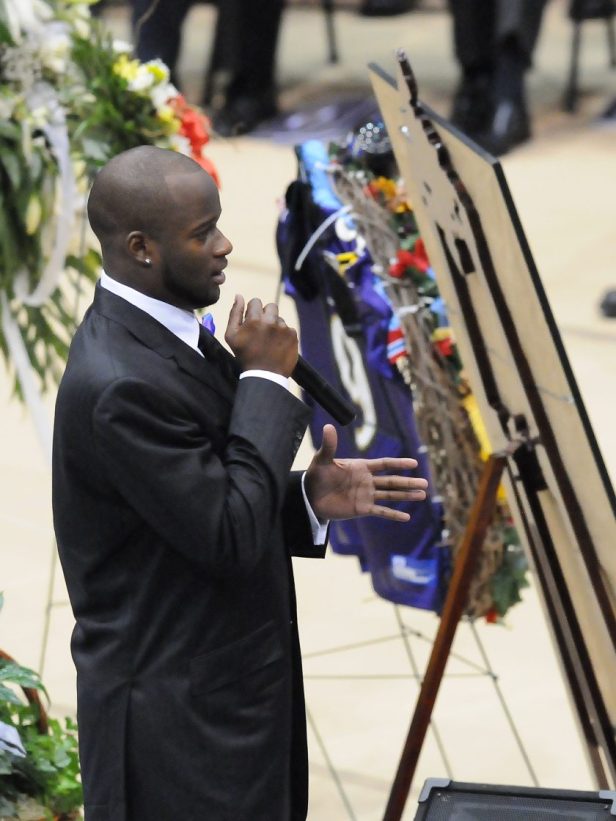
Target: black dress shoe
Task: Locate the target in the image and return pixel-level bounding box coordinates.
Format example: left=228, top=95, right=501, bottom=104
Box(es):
left=475, top=98, right=531, bottom=156
left=212, top=94, right=277, bottom=137
left=450, top=75, right=493, bottom=137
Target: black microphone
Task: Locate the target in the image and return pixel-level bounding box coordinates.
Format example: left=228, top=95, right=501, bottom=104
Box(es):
left=292, top=355, right=357, bottom=426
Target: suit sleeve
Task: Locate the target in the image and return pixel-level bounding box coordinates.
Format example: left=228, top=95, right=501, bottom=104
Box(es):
left=92, top=375, right=310, bottom=577
left=282, top=472, right=328, bottom=559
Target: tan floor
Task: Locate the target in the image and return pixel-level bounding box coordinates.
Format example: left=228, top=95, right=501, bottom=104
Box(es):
left=1, top=1, right=615, bottom=818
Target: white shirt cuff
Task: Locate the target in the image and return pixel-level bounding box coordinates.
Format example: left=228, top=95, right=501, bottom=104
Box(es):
left=239, top=370, right=290, bottom=391
left=301, top=472, right=329, bottom=546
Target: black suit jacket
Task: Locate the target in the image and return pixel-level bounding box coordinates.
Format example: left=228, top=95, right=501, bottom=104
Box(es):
left=52, top=284, right=324, bottom=821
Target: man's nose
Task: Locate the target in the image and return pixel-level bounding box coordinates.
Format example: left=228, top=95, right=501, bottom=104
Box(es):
left=216, top=232, right=233, bottom=256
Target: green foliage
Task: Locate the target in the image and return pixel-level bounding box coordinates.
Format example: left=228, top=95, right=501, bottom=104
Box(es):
left=489, top=535, right=530, bottom=617
left=0, top=599, right=82, bottom=819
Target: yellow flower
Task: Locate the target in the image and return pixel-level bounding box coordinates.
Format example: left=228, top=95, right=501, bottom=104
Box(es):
left=373, top=176, right=397, bottom=199
left=25, top=194, right=42, bottom=235
left=146, top=60, right=169, bottom=83
left=157, top=105, right=180, bottom=133
left=113, top=53, right=139, bottom=83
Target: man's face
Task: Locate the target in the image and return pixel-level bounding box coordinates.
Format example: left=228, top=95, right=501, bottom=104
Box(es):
left=151, top=170, right=233, bottom=310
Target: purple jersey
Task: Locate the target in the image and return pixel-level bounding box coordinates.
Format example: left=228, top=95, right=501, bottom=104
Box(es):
left=277, top=142, right=449, bottom=612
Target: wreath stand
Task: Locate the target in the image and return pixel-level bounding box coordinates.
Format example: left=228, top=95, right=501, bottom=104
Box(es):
left=383, top=452, right=508, bottom=821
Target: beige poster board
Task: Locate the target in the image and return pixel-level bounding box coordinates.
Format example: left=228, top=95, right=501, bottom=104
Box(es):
left=369, top=54, right=616, bottom=786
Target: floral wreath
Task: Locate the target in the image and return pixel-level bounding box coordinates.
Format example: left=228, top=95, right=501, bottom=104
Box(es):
left=0, top=0, right=218, bottom=400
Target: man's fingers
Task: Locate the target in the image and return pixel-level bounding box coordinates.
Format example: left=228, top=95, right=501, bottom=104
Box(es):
left=373, top=476, right=428, bottom=491
left=226, top=294, right=245, bottom=335
left=315, top=424, right=337, bottom=464
left=263, top=302, right=280, bottom=323
left=369, top=506, right=411, bottom=522
left=374, top=489, right=427, bottom=502
left=244, top=297, right=264, bottom=320
left=364, top=457, right=419, bottom=473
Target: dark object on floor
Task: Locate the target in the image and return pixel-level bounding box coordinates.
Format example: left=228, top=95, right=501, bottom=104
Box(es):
left=600, top=289, right=616, bottom=317
left=475, top=97, right=531, bottom=155
left=598, top=95, right=616, bottom=118
left=413, top=779, right=616, bottom=820
left=563, top=0, right=616, bottom=112
left=359, top=0, right=415, bottom=15
left=212, top=93, right=278, bottom=137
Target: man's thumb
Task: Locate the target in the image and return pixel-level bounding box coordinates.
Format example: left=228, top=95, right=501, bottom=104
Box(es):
left=315, top=424, right=337, bottom=464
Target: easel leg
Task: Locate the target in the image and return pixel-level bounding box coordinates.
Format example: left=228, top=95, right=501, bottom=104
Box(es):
left=382, top=453, right=507, bottom=821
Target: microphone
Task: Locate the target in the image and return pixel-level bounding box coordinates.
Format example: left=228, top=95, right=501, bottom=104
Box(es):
left=292, top=355, right=357, bottom=426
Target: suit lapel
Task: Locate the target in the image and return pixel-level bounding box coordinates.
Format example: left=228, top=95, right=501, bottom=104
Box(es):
left=93, top=284, right=237, bottom=404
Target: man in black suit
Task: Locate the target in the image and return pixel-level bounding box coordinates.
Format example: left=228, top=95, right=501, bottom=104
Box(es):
left=52, top=146, right=428, bottom=820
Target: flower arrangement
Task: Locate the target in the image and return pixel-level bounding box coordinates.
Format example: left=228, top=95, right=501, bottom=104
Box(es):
left=327, top=132, right=529, bottom=620
left=0, top=0, right=217, bottom=400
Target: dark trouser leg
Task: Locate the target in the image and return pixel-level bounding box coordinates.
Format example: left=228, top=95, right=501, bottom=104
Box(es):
left=131, top=0, right=193, bottom=86
left=449, top=0, right=496, bottom=133
left=226, top=0, right=285, bottom=98
left=495, top=0, right=548, bottom=63
left=449, top=0, right=496, bottom=74
left=212, top=0, right=284, bottom=135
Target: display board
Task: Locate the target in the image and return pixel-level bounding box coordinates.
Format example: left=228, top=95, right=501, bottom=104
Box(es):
left=369, top=52, right=616, bottom=786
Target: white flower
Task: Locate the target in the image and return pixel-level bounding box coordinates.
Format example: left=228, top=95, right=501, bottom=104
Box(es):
left=72, top=16, right=90, bottom=39
left=39, top=26, right=71, bottom=76
left=2, top=0, right=43, bottom=41
left=128, top=64, right=155, bottom=93
left=28, top=105, right=49, bottom=128
left=168, top=133, right=191, bottom=156
left=112, top=39, right=133, bottom=54
left=150, top=81, right=177, bottom=110
left=32, top=0, right=53, bottom=21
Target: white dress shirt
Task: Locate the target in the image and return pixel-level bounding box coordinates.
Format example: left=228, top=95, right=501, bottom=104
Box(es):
left=100, top=272, right=327, bottom=544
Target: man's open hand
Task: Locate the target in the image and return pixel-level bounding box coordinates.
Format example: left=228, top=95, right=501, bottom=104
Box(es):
left=304, top=424, right=428, bottom=523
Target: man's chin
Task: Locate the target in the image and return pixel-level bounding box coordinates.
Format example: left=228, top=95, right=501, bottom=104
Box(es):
left=195, top=286, right=220, bottom=309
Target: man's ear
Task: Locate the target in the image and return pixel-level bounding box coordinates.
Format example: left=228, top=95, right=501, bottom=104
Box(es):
left=126, top=231, right=154, bottom=267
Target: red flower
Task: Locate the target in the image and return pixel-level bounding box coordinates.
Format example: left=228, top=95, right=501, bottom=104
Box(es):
left=168, top=95, right=220, bottom=187
left=412, top=238, right=430, bottom=272
left=389, top=249, right=415, bottom=278
left=485, top=607, right=499, bottom=624
left=435, top=336, right=454, bottom=358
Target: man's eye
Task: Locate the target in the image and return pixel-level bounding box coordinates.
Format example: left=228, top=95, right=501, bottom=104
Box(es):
left=196, top=225, right=215, bottom=240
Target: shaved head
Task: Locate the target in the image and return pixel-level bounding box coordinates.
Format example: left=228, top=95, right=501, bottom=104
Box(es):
left=88, top=146, right=212, bottom=249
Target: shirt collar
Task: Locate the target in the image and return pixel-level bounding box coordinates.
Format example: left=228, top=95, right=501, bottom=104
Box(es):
left=100, top=270, right=200, bottom=353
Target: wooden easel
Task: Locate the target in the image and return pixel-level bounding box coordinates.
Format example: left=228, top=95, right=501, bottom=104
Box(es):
left=383, top=452, right=508, bottom=821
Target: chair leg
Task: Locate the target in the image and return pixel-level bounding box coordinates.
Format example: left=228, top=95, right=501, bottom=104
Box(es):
left=563, top=21, right=582, bottom=112
left=322, top=0, right=339, bottom=64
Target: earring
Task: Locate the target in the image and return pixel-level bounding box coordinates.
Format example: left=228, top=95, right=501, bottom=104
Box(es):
left=144, top=258, right=152, bottom=266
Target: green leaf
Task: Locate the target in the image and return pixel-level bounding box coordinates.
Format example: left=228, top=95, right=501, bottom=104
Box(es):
left=0, top=682, right=26, bottom=705
left=0, top=661, right=44, bottom=690
left=0, top=149, right=22, bottom=191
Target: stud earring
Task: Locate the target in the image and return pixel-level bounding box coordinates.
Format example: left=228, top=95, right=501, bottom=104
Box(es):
left=144, top=258, right=152, bottom=266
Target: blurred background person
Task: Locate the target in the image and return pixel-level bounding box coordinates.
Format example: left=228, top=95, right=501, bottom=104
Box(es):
left=449, top=0, right=548, bottom=155
left=130, top=0, right=283, bottom=135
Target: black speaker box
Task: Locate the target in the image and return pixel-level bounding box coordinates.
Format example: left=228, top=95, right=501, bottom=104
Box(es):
left=414, top=779, right=616, bottom=820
